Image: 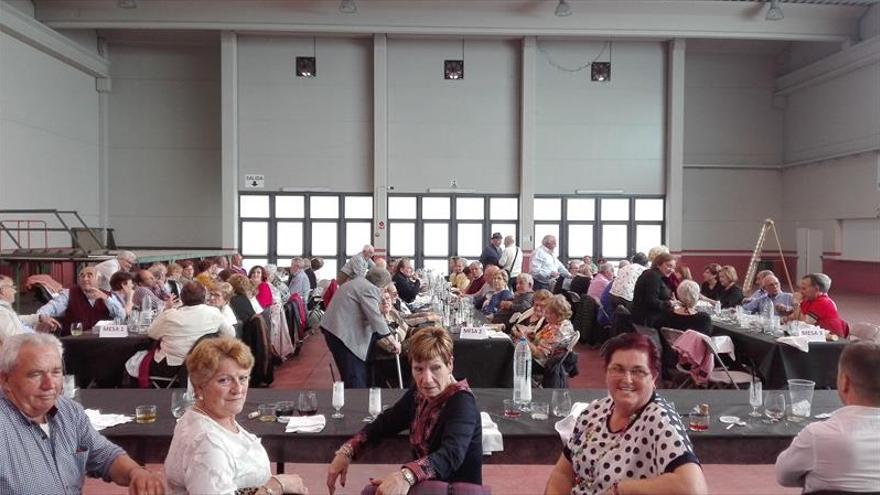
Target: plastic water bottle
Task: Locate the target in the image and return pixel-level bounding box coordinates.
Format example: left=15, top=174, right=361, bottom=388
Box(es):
left=141, top=295, right=153, bottom=328
left=513, top=337, right=532, bottom=406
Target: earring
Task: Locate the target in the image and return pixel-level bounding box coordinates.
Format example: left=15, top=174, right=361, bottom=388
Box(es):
left=196, top=395, right=203, bottom=400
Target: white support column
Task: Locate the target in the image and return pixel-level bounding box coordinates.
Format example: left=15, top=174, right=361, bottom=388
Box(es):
left=96, top=77, right=111, bottom=245
left=220, top=31, right=239, bottom=250
left=665, top=38, right=686, bottom=252
left=519, top=36, right=537, bottom=253
left=372, top=34, right=389, bottom=254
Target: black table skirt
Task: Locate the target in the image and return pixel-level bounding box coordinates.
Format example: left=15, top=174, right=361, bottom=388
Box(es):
left=81, top=387, right=841, bottom=467
left=711, top=321, right=847, bottom=389
left=61, top=334, right=152, bottom=388
left=451, top=335, right=514, bottom=388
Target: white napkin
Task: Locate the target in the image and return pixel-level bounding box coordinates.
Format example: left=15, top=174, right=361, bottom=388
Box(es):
left=554, top=402, right=591, bottom=444
left=487, top=330, right=511, bottom=340
left=777, top=336, right=811, bottom=353
left=84, top=409, right=134, bottom=431
left=480, top=412, right=503, bottom=455
left=284, top=414, right=326, bottom=433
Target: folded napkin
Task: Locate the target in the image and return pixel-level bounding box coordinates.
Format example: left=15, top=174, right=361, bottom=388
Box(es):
left=487, top=330, right=511, bottom=340
left=84, top=409, right=134, bottom=431
left=480, top=412, right=503, bottom=455
left=777, top=336, right=811, bottom=353
left=284, top=414, right=326, bottom=433
left=554, top=402, right=591, bottom=444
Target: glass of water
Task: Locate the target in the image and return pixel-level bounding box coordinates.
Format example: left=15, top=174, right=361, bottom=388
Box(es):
left=70, top=322, right=83, bottom=337
left=171, top=390, right=192, bottom=419
left=332, top=381, right=345, bottom=419
left=748, top=379, right=763, bottom=417
left=365, top=387, right=382, bottom=422
left=551, top=389, right=572, bottom=418
left=764, top=392, right=786, bottom=422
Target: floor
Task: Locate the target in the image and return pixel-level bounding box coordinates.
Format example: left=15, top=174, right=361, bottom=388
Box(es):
left=83, top=291, right=877, bottom=494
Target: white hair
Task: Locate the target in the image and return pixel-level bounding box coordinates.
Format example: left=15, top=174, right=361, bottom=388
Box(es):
left=647, top=245, right=669, bottom=263
left=676, top=280, right=701, bottom=309
left=116, top=250, right=137, bottom=263
left=0, top=333, right=64, bottom=375
left=599, top=262, right=615, bottom=274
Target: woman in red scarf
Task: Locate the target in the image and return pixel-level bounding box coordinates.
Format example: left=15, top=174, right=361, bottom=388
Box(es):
left=327, top=327, right=484, bottom=495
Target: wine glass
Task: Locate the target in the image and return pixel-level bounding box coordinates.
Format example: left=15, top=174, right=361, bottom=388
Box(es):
left=331, top=381, right=345, bottom=419
left=551, top=389, right=572, bottom=418
left=365, top=387, right=382, bottom=422
left=764, top=392, right=786, bottom=423
left=748, top=379, right=763, bottom=417
left=297, top=391, right=318, bottom=416
left=171, top=389, right=192, bottom=419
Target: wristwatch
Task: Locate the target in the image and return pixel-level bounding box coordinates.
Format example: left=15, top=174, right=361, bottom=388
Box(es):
left=400, top=467, right=417, bottom=486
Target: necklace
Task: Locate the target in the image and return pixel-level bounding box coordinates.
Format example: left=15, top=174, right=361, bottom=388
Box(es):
left=192, top=404, right=238, bottom=434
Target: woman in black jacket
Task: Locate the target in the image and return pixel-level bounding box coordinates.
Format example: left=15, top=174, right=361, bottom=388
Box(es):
left=631, top=252, right=677, bottom=328
left=392, top=257, right=421, bottom=304
left=716, top=265, right=744, bottom=309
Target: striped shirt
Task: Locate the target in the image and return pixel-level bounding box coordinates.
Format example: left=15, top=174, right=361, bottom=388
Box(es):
left=0, top=394, right=125, bottom=494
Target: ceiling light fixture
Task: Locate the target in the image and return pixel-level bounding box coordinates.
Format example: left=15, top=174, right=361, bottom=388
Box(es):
left=765, top=0, right=784, bottom=21
left=117, top=0, right=137, bottom=8
left=555, top=0, right=573, bottom=17
left=339, top=0, right=358, bottom=14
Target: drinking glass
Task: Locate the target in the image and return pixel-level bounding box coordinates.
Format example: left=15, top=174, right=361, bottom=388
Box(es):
left=551, top=389, right=573, bottom=418
left=297, top=391, right=318, bottom=416
left=135, top=404, right=157, bottom=424
left=365, top=387, right=382, bottom=422
left=530, top=401, right=550, bottom=420
left=63, top=375, right=77, bottom=400
left=275, top=401, right=296, bottom=418
left=332, top=381, right=345, bottom=419
left=70, top=322, right=83, bottom=337
left=764, top=392, right=786, bottom=422
left=258, top=403, right=277, bottom=422
left=748, top=379, right=763, bottom=417
left=171, top=389, right=192, bottom=419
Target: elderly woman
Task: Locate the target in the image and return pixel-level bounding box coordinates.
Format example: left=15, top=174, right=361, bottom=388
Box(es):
left=481, top=270, right=513, bottom=317
left=544, top=333, right=707, bottom=495
left=448, top=257, right=470, bottom=292
left=371, top=288, right=410, bottom=388
left=207, top=281, right=238, bottom=327
left=108, top=271, right=136, bottom=319
left=327, top=327, right=483, bottom=495
left=631, top=253, right=676, bottom=328
left=164, top=337, right=307, bottom=494
left=699, top=263, right=722, bottom=301
left=179, top=260, right=195, bottom=283
left=228, top=274, right=259, bottom=322
left=493, top=273, right=535, bottom=324
left=715, top=265, right=744, bottom=309
left=658, top=280, right=712, bottom=335
left=528, top=295, right=576, bottom=370
left=509, top=289, right=553, bottom=337
left=392, top=258, right=421, bottom=304
left=249, top=266, right=273, bottom=310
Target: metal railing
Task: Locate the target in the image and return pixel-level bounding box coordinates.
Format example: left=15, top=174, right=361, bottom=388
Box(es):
left=0, top=209, right=105, bottom=252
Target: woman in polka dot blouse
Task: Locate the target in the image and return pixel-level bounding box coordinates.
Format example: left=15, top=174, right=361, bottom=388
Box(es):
left=544, top=333, right=708, bottom=495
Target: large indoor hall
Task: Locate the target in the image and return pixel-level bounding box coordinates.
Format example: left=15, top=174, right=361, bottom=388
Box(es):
left=1, top=1, right=879, bottom=494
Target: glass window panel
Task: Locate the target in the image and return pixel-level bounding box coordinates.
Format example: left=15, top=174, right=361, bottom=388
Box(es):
left=422, top=197, right=450, bottom=220
left=241, top=221, right=268, bottom=255
left=423, top=224, right=449, bottom=257
left=275, top=196, right=304, bottom=218
left=276, top=221, right=303, bottom=255
left=242, top=258, right=268, bottom=273
left=345, top=222, right=372, bottom=256
left=457, top=223, right=483, bottom=257
left=567, top=224, right=594, bottom=258
left=635, top=198, right=664, bottom=221
left=602, top=224, right=629, bottom=259
left=601, top=198, right=630, bottom=221
left=490, top=197, right=518, bottom=220
left=567, top=198, right=596, bottom=221
left=316, top=259, right=337, bottom=281
left=636, top=224, right=663, bottom=256
left=388, top=197, right=417, bottom=219
left=389, top=222, right=416, bottom=256
left=276, top=258, right=294, bottom=271
left=490, top=223, right=516, bottom=242
left=534, top=198, right=562, bottom=221
left=311, top=222, right=338, bottom=255
left=240, top=195, right=269, bottom=218
left=423, top=259, right=450, bottom=276
left=345, top=196, right=373, bottom=219
left=310, top=196, right=339, bottom=219
left=534, top=224, right=560, bottom=251
left=456, top=197, right=484, bottom=220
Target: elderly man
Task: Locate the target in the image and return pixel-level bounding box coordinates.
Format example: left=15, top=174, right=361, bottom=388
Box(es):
left=786, top=273, right=847, bottom=337
left=463, top=261, right=485, bottom=295
left=229, top=253, right=247, bottom=276
left=132, top=270, right=167, bottom=312
left=95, top=251, right=137, bottom=292
left=743, top=275, right=794, bottom=316
left=480, top=232, right=504, bottom=268
left=498, top=235, right=523, bottom=290
left=321, top=267, right=400, bottom=388
left=0, top=333, right=164, bottom=494
left=288, top=257, right=310, bottom=303
left=337, top=244, right=376, bottom=284
left=587, top=262, right=615, bottom=303
left=776, top=342, right=880, bottom=492
left=0, top=276, right=59, bottom=343
left=530, top=235, right=570, bottom=291
left=492, top=273, right=535, bottom=324
left=37, top=267, right=125, bottom=336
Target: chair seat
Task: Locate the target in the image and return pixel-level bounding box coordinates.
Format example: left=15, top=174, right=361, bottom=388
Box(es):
left=708, top=369, right=752, bottom=384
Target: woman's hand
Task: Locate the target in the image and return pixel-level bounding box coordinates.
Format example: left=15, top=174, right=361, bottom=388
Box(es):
left=371, top=470, right=411, bottom=495
left=276, top=474, right=308, bottom=494
left=326, top=454, right=350, bottom=495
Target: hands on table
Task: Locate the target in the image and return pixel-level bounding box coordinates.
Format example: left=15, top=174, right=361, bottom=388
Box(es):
left=370, top=470, right=411, bottom=495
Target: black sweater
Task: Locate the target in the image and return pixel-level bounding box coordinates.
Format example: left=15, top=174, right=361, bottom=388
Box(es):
left=656, top=311, right=713, bottom=335
left=631, top=268, right=673, bottom=327
left=718, top=284, right=744, bottom=309
left=393, top=272, right=421, bottom=304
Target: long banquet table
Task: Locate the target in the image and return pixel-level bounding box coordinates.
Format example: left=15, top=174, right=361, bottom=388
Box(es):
left=82, top=387, right=841, bottom=470
left=62, top=333, right=152, bottom=388
left=711, top=320, right=847, bottom=389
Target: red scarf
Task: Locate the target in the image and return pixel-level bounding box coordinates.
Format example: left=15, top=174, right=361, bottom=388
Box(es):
left=409, top=380, right=472, bottom=458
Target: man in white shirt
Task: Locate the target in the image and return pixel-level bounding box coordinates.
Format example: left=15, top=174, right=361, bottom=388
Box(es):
left=776, top=341, right=880, bottom=493
left=95, top=251, right=137, bottom=292
left=338, top=245, right=375, bottom=284
left=0, top=276, right=57, bottom=343
left=498, top=235, right=523, bottom=291
left=530, top=235, right=570, bottom=291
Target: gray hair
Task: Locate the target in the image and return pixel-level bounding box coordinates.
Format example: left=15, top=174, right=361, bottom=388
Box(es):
left=468, top=261, right=483, bottom=271
left=116, top=250, right=137, bottom=263
left=504, top=235, right=515, bottom=247
left=365, top=267, right=392, bottom=288
left=541, top=235, right=556, bottom=247
left=647, top=245, right=669, bottom=263
left=804, top=273, right=832, bottom=293
left=290, top=257, right=305, bottom=269
left=517, top=273, right=534, bottom=287
left=0, top=333, right=64, bottom=374
left=599, top=262, right=615, bottom=274
left=676, top=280, right=701, bottom=309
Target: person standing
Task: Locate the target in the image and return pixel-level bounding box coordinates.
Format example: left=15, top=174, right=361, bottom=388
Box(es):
left=479, top=233, right=504, bottom=268
left=498, top=235, right=522, bottom=291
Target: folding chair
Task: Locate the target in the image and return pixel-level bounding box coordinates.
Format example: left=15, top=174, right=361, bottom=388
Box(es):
left=668, top=329, right=751, bottom=390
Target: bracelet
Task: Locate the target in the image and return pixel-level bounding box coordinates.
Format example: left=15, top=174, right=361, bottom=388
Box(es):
left=335, top=443, right=354, bottom=459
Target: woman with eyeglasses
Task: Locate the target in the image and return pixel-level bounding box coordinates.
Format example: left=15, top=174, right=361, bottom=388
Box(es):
left=544, top=333, right=707, bottom=495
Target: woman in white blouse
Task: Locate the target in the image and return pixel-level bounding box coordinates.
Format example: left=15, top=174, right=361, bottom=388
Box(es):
left=207, top=282, right=238, bottom=328
left=164, top=337, right=307, bottom=494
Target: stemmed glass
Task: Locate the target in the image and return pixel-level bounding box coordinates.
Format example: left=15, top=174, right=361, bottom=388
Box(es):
left=364, top=387, right=382, bottom=422
left=748, top=379, right=763, bottom=417
left=764, top=392, right=786, bottom=423
left=331, top=381, right=345, bottom=419
left=297, top=391, right=318, bottom=416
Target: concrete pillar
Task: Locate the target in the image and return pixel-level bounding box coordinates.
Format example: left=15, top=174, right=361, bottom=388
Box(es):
left=220, top=31, right=239, bottom=250
left=519, top=36, right=537, bottom=253
left=665, top=38, right=686, bottom=252
left=372, top=34, right=389, bottom=254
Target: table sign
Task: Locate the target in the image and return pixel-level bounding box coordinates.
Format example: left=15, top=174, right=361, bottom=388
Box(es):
left=792, top=326, right=827, bottom=342
left=98, top=324, right=129, bottom=338
left=460, top=326, right=489, bottom=340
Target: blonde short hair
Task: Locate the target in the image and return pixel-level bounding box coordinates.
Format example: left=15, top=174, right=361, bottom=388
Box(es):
left=647, top=245, right=670, bottom=263
left=719, top=265, right=738, bottom=285
left=533, top=289, right=553, bottom=304
left=186, top=337, right=254, bottom=387
left=211, top=282, right=234, bottom=302
left=407, top=327, right=454, bottom=365
left=544, top=294, right=573, bottom=321
left=493, top=270, right=509, bottom=283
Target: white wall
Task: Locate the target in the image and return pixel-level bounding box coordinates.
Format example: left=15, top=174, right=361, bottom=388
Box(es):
left=388, top=38, right=520, bottom=194
left=238, top=36, right=373, bottom=192
left=107, top=39, right=221, bottom=247
left=0, top=31, right=100, bottom=248
left=535, top=41, right=665, bottom=194
left=841, top=218, right=880, bottom=262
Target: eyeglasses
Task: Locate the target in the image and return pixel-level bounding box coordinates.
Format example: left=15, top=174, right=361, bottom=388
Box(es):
left=606, top=365, right=652, bottom=380
left=0, top=285, right=16, bottom=291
